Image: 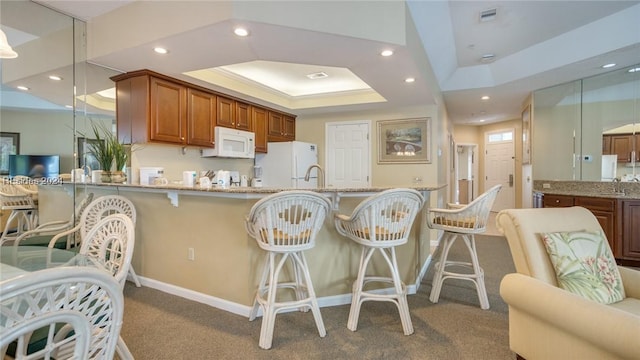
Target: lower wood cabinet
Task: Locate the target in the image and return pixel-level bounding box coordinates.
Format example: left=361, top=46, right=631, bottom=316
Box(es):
left=543, top=194, right=640, bottom=264
left=619, top=200, right=640, bottom=262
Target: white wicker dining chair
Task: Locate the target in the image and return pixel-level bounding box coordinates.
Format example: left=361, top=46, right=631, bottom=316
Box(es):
left=0, top=179, right=38, bottom=245
left=334, top=188, right=425, bottom=335
left=426, top=184, right=502, bottom=310
left=0, top=266, right=124, bottom=360
left=13, top=192, right=94, bottom=249
left=245, top=190, right=332, bottom=349
left=49, top=194, right=142, bottom=287
left=53, top=213, right=136, bottom=359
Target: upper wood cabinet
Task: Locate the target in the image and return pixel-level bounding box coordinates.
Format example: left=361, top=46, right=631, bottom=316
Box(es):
left=267, top=112, right=295, bottom=142
left=187, top=88, right=215, bottom=147
left=149, top=77, right=187, bottom=144
left=111, top=69, right=295, bottom=150
left=235, top=101, right=252, bottom=131
left=252, top=106, right=268, bottom=153
left=603, top=133, right=638, bottom=163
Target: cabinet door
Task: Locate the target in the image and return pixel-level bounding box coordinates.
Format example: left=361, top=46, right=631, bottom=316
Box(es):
left=602, top=135, right=612, bottom=155
left=187, top=88, right=215, bottom=147
left=267, top=112, right=283, bottom=138
left=610, top=134, right=633, bottom=162
left=235, top=101, right=252, bottom=131
left=216, top=96, right=235, bottom=128
left=621, top=200, right=640, bottom=260
left=283, top=115, right=295, bottom=140
left=150, top=77, right=187, bottom=144
left=252, top=106, right=268, bottom=153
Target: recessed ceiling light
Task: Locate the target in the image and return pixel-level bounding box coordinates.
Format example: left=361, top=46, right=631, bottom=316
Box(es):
left=154, top=47, right=168, bottom=54
left=17, top=85, right=29, bottom=91
left=405, top=77, right=415, bottom=83
left=381, top=50, right=393, bottom=57
left=49, top=75, right=62, bottom=81
left=479, top=119, right=486, bottom=122
left=627, top=67, right=640, bottom=73
left=234, top=27, right=249, bottom=37
left=602, top=63, right=616, bottom=69
left=481, top=95, right=490, bottom=100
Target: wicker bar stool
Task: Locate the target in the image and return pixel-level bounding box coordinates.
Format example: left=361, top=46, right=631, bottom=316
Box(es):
left=427, top=184, right=501, bottom=309
left=245, top=190, right=332, bottom=349
left=334, top=188, right=424, bottom=335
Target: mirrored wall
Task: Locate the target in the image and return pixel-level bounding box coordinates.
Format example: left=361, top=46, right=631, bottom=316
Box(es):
left=1, top=1, right=121, bottom=180
left=532, top=63, right=640, bottom=182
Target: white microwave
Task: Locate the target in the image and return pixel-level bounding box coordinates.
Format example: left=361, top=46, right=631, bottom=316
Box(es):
left=201, top=126, right=255, bottom=159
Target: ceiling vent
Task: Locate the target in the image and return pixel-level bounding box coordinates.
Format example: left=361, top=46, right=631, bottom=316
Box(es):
left=306, top=71, right=328, bottom=80
left=480, top=54, right=496, bottom=63
left=480, top=8, right=497, bottom=22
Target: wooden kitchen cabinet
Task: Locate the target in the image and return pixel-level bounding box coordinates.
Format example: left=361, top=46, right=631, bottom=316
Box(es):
left=574, top=196, right=616, bottom=251
left=543, top=193, right=640, bottom=264
left=187, top=88, right=215, bottom=147
left=602, top=135, right=612, bottom=154
left=149, top=76, right=187, bottom=144
left=543, top=194, right=615, bottom=252
left=112, top=69, right=295, bottom=151
left=610, top=134, right=634, bottom=163
left=267, top=112, right=295, bottom=141
left=252, top=106, right=268, bottom=153
left=619, top=200, right=640, bottom=262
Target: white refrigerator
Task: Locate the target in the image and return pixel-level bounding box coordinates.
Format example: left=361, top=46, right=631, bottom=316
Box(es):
left=255, top=141, right=319, bottom=188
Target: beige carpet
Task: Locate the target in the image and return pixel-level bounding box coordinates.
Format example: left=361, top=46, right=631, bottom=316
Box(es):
left=119, top=234, right=515, bottom=359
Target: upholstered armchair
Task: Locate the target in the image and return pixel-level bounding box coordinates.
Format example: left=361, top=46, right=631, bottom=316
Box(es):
left=496, top=206, right=640, bottom=360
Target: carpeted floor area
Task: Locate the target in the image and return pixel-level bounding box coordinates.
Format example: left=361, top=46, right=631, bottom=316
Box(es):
left=119, top=233, right=515, bottom=359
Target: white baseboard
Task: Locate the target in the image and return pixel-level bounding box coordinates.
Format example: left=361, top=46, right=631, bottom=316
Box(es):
left=134, top=254, right=434, bottom=318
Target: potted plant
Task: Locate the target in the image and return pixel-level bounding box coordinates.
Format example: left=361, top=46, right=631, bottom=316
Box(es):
left=86, top=122, right=113, bottom=182
left=110, top=137, right=129, bottom=183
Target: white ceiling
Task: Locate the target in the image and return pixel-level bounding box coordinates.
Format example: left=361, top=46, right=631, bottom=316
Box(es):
left=10, top=0, right=640, bottom=125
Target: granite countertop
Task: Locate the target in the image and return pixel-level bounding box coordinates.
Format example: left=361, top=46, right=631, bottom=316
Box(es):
left=64, top=181, right=447, bottom=194
left=533, top=180, right=640, bottom=200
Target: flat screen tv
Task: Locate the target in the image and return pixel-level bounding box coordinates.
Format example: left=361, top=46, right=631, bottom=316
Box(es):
left=9, top=154, right=60, bottom=179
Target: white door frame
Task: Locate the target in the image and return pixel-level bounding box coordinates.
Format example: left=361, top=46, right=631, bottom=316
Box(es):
left=454, top=142, right=478, bottom=203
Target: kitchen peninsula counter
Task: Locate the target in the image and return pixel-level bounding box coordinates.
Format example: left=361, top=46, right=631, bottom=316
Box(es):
left=39, top=182, right=446, bottom=317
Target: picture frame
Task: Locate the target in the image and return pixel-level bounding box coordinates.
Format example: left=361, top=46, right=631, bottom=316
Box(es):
left=522, top=105, right=531, bottom=165
left=0, top=132, right=20, bottom=175
left=377, top=118, right=431, bottom=164
left=78, top=137, right=103, bottom=171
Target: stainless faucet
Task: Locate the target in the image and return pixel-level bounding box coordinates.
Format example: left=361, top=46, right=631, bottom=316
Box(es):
left=304, top=164, right=324, bottom=188
left=612, top=177, right=624, bottom=194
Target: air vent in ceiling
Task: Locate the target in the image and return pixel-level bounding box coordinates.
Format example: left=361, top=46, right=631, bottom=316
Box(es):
left=480, top=8, right=497, bottom=22
left=480, top=54, right=496, bottom=63
left=306, top=71, right=328, bottom=80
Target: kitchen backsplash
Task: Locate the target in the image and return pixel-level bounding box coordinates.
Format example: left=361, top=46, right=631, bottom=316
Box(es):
left=130, top=143, right=254, bottom=184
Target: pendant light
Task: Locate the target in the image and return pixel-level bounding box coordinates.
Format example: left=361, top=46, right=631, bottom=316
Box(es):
left=0, top=29, right=18, bottom=59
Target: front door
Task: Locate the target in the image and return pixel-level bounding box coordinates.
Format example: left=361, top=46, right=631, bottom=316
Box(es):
left=326, top=121, right=371, bottom=188
left=485, top=129, right=515, bottom=211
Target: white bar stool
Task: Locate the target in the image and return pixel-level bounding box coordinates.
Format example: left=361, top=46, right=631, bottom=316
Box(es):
left=427, top=184, right=502, bottom=310
left=334, top=188, right=424, bottom=335
left=245, top=190, right=331, bottom=349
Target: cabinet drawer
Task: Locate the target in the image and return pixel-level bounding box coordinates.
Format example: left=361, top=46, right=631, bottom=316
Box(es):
left=575, top=196, right=616, bottom=212
left=543, top=194, right=574, bottom=207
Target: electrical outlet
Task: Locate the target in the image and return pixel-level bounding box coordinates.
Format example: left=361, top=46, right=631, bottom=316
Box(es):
left=542, top=183, right=551, bottom=189
left=188, top=247, right=195, bottom=261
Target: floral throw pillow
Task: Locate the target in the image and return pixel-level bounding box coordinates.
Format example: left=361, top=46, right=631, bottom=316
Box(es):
left=541, top=230, right=625, bottom=304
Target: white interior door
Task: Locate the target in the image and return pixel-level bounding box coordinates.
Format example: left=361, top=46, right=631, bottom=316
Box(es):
left=485, top=129, right=515, bottom=211
left=326, top=121, right=370, bottom=188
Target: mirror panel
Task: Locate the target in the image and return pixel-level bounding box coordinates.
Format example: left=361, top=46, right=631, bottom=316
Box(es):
left=533, top=63, right=640, bottom=181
